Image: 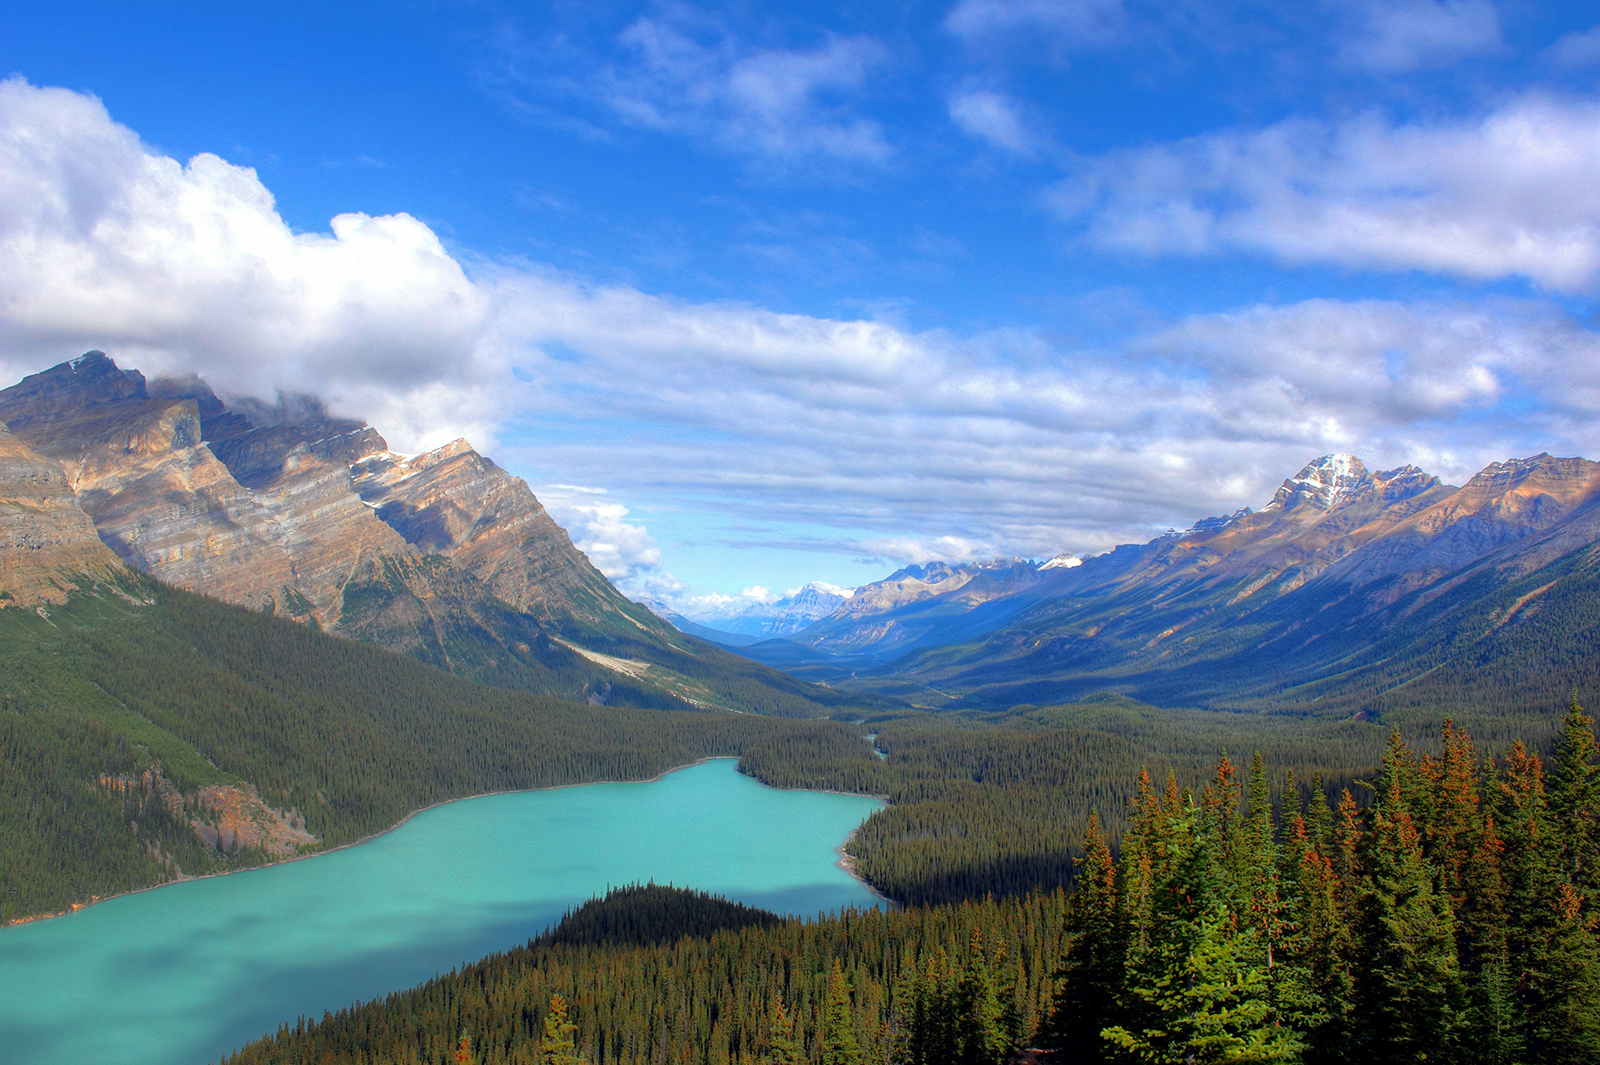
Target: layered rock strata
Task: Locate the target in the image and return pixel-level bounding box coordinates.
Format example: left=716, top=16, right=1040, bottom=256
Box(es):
left=0, top=352, right=678, bottom=656
left=0, top=426, right=125, bottom=606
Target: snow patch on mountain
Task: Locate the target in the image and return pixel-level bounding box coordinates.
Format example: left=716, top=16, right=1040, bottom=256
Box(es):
left=1040, top=553, right=1083, bottom=570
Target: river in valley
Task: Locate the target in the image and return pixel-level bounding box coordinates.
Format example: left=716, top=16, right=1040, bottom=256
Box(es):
left=0, top=759, right=884, bottom=1065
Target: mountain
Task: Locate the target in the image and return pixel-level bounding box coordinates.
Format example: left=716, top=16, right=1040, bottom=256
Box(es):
left=673, top=582, right=855, bottom=640
left=788, top=559, right=1048, bottom=657
left=0, top=424, right=124, bottom=605
left=780, top=453, right=1600, bottom=719
left=635, top=598, right=761, bottom=647
left=0, top=562, right=869, bottom=920
left=0, top=353, right=858, bottom=717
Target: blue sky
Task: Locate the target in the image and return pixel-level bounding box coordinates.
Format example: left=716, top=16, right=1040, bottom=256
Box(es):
left=3, top=1, right=1600, bottom=616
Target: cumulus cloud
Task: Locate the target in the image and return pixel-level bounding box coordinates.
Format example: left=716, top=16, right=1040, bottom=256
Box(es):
left=0, top=78, right=501, bottom=451
left=5, top=78, right=1600, bottom=584
left=534, top=484, right=661, bottom=580
left=1056, top=95, right=1600, bottom=292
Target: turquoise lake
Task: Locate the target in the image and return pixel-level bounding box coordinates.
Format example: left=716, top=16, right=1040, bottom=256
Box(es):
left=0, top=759, right=884, bottom=1065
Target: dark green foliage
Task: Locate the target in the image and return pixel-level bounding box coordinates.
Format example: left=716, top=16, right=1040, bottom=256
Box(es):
left=225, top=717, right=1600, bottom=1065
left=744, top=697, right=1396, bottom=907
left=1046, top=723, right=1600, bottom=1064
left=534, top=885, right=782, bottom=949
left=223, top=888, right=1071, bottom=1065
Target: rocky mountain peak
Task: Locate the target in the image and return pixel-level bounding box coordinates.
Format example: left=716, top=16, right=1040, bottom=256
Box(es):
left=1460, top=452, right=1599, bottom=494
left=1368, top=464, right=1442, bottom=503
left=1040, top=553, right=1083, bottom=570
left=0, top=351, right=147, bottom=434
left=1265, top=454, right=1372, bottom=513
left=0, top=351, right=686, bottom=687
left=1187, top=507, right=1254, bottom=535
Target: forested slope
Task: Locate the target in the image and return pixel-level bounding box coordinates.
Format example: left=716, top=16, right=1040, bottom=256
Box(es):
left=0, top=575, right=870, bottom=921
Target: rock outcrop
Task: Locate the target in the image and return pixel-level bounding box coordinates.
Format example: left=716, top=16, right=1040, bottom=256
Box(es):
left=0, top=425, right=125, bottom=605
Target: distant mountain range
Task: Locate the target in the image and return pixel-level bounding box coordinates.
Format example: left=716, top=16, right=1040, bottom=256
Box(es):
left=730, top=453, right=1600, bottom=719
left=641, top=583, right=854, bottom=643
left=10, top=351, right=1594, bottom=723
left=0, top=352, right=854, bottom=717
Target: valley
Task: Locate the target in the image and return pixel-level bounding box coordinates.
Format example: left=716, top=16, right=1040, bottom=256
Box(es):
left=3, top=355, right=1599, bottom=1064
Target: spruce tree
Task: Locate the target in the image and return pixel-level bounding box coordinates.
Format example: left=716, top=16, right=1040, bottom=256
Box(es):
left=1104, top=783, right=1301, bottom=1064
left=767, top=996, right=802, bottom=1065
left=1348, top=730, right=1466, bottom=1063
left=541, top=994, right=583, bottom=1065
left=1548, top=695, right=1600, bottom=895
left=820, top=961, right=864, bottom=1065
left=955, top=929, right=1008, bottom=1065
left=1498, top=727, right=1600, bottom=1062
left=1041, top=812, right=1124, bottom=1063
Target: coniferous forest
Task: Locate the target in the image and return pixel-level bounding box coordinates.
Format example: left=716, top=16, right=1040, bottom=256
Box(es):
left=229, top=705, right=1600, bottom=1065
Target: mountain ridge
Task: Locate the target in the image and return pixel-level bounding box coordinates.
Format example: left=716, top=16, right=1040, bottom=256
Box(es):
left=738, top=451, right=1600, bottom=717
left=0, top=353, right=855, bottom=717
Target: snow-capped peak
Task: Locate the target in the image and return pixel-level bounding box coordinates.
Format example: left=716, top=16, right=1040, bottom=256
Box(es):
left=1265, top=454, right=1372, bottom=512
left=1040, top=553, right=1083, bottom=571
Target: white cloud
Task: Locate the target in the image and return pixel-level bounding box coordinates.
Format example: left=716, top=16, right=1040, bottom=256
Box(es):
left=0, top=78, right=500, bottom=452
left=1056, top=95, right=1600, bottom=292
left=948, top=90, right=1036, bottom=154
left=534, top=484, right=661, bottom=580
left=1337, top=0, right=1501, bottom=73
left=855, top=536, right=997, bottom=565
left=6, top=78, right=1600, bottom=584
left=582, top=15, right=892, bottom=173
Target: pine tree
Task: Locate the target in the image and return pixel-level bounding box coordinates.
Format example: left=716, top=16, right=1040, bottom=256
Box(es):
left=1041, top=812, right=1124, bottom=1063
left=1305, top=772, right=1333, bottom=856
left=1348, top=730, right=1466, bottom=1063
left=955, top=929, right=1008, bottom=1065
left=541, top=994, right=583, bottom=1065
left=1104, top=782, right=1301, bottom=1064
left=456, top=1028, right=476, bottom=1065
left=1548, top=695, right=1600, bottom=895
left=1284, top=810, right=1342, bottom=1064
left=1498, top=726, right=1600, bottom=1062
left=767, top=996, right=802, bottom=1065
left=820, top=961, right=864, bottom=1065
left=1525, top=882, right=1600, bottom=1062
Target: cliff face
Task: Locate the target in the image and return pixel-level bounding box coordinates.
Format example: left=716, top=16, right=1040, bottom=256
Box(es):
left=350, top=439, right=627, bottom=626
left=0, top=352, right=684, bottom=689
left=0, top=426, right=125, bottom=606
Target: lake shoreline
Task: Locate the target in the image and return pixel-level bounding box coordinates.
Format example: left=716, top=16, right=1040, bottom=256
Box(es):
left=4, top=756, right=890, bottom=927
